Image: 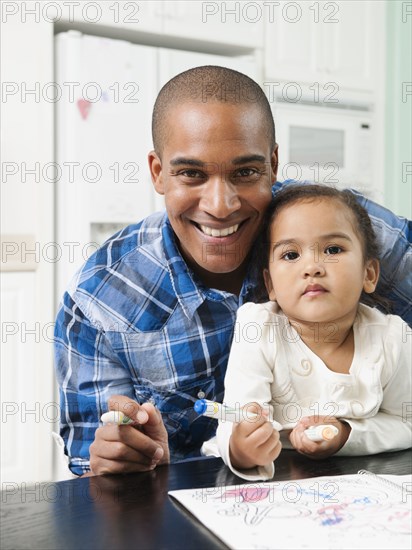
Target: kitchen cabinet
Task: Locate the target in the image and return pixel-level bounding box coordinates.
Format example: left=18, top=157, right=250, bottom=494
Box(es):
left=265, top=1, right=382, bottom=95
left=1, top=272, right=53, bottom=484
left=157, top=1, right=264, bottom=49
left=58, top=1, right=263, bottom=50
left=59, top=0, right=163, bottom=34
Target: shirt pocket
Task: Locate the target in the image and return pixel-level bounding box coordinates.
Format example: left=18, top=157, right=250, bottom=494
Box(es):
left=109, top=329, right=179, bottom=387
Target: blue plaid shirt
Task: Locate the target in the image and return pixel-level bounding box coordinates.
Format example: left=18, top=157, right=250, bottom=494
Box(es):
left=54, top=182, right=411, bottom=475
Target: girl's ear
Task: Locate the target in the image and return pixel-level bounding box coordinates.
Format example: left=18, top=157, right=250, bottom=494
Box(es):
left=363, top=258, right=380, bottom=294
left=263, top=269, right=276, bottom=301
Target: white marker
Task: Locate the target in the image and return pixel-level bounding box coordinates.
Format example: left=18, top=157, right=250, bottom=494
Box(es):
left=303, top=424, right=339, bottom=442
left=194, top=399, right=339, bottom=442
left=100, top=411, right=134, bottom=425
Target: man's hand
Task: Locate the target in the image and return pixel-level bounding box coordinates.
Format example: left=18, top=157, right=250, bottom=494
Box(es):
left=88, top=395, right=170, bottom=476
left=229, top=403, right=282, bottom=470
left=289, top=415, right=351, bottom=459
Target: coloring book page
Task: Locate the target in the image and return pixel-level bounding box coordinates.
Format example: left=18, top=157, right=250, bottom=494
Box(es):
left=169, top=474, right=412, bottom=549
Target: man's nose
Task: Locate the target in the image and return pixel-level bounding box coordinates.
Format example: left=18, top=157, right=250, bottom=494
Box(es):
left=199, top=177, right=241, bottom=218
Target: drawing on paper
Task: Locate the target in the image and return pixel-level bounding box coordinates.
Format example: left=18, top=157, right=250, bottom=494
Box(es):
left=170, top=474, right=412, bottom=549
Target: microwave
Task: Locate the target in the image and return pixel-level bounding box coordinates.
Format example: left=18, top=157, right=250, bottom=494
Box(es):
left=272, top=103, right=378, bottom=200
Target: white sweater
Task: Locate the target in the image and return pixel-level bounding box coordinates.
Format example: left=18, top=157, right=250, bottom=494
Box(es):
left=216, top=303, right=412, bottom=480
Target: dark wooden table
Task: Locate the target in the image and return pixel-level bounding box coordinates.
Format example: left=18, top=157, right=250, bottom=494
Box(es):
left=1, top=449, right=411, bottom=550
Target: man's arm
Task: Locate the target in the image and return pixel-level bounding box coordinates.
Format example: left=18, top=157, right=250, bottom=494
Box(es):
left=54, top=292, right=169, bottom=476
left=274, top=181, right=412, bottom=325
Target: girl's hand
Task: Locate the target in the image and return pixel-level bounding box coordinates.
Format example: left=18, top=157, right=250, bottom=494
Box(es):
left=289, top=415, right=351, bottom=459
left=229, top=403, right=282, bottom=470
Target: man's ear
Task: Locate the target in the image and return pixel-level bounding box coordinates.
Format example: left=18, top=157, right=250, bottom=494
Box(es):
left=148, top=150, right=164, bottom=195
left=263, top=269, right=276, bottom=301
left=271, top=144, right=279, bottom=183
left=363, top=258, right=380, bottom=294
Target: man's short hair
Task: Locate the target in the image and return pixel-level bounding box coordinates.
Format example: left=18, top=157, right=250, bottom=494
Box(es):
left=152, top=65, right=276, bottom=156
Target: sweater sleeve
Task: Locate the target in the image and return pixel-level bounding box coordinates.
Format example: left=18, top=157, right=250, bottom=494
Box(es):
left=216, top=302, right=279, bottom=480
left=337, top=314, right=412, bottom=455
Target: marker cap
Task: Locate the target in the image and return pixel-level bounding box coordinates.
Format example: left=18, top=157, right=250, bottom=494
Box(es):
left=194, top=399, right=207, bottom=415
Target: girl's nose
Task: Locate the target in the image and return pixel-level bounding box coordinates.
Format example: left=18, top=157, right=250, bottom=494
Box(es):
left=303, top=261, right=326, bottom=278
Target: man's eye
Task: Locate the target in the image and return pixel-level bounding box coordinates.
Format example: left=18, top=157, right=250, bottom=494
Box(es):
left=325, top=246, right=342, bottom=255
left=281, top=251, right=300, bottom=261
left=233, top=168, right=259, bottom=179
left=179, top=169, right=204, bottom=179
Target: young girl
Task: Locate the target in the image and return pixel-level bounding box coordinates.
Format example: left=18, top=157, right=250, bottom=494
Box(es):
left=216, top=184, right=411, bottom=480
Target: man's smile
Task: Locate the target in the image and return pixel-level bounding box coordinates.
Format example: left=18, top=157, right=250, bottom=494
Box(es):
left=196, top=222, right=241, bottom=238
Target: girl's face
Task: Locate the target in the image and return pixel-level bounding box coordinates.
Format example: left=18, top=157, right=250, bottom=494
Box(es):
left=263, top=198, right=379, bottom=326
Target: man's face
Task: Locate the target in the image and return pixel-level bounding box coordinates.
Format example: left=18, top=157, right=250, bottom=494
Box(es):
left=149, top=102, right=278, bottom=282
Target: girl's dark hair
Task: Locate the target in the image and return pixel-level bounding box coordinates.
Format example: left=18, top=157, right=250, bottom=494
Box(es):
left=254, top=184, right=392, bottom=313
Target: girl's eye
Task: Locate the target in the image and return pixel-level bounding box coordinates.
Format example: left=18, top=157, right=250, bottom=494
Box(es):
left=325, top=245, right=342, bottom=255
left=282, top=251, right=300, bottom=261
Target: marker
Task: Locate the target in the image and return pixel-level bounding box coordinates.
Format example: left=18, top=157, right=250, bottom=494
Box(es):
left=194, top=398, right=285, bottom=431
left=194, top=399, right=339, bottom=442
left=304, top=424, right=339, bottom=442
left=100, top=411, right=134, bottom=425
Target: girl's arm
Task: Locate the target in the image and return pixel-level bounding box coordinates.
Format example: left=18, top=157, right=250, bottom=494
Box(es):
left=334, top=315, right=411, bottom=456
left=288, top=312, right=411, bottom=459
left=216, top=302, right=281, bottom=480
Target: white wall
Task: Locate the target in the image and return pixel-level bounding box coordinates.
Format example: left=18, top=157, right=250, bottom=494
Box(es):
left=1, top=16, right=55, bottom=483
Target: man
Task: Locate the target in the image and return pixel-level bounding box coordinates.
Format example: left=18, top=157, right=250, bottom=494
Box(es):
left=54, top=66, right=411, bottom=476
